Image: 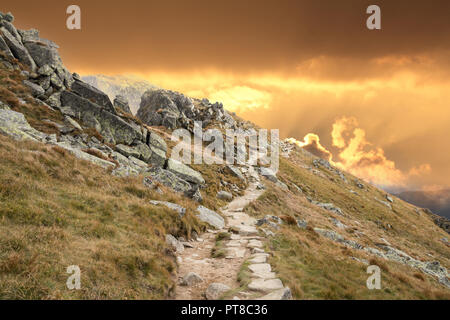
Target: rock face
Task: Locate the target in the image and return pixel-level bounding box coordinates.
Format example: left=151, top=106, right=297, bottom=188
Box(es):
left=196, top=206, right=225, bottom=229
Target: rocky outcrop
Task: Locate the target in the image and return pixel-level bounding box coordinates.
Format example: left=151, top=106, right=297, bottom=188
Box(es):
left=136, top=89, right=236, bottom=131
left=60, top=90, right=143, bottom=145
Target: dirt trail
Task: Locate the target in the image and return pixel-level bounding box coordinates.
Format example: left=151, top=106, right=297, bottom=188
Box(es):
left=175, top=168, right=291, bottom=300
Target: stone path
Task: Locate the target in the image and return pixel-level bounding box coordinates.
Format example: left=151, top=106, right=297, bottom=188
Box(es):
left=175, top=167, right=292, bottom=300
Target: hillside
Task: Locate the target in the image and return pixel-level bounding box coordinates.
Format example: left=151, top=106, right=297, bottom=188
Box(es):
left=0, top=13, right=449, bottom=300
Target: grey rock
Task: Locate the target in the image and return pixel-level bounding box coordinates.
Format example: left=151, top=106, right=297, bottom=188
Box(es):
left=196, top=206, right=225, bottom=229
left=2, top=21, right=21, bottom=42
left=148, top=131, right=167, bottom=153
left=22, top=80, right=45, bottom=97
left=4, top=12, right=14, bottom=23
left=116, top=144, right=141, bottom=159
left=205, top=283, right=230, bottom=300
left=181, top=272, right=203, bottom=286
left=217, top=191, right=233, bottom=201
left=0, top=27, right=36, bottom=71
left=225, top=165, right=245, bottom=181
left=60, top=90, right=143, bottom=145
left=143, top=167, right=192, bottom=194
left=47, top=92, right=61, bottom=108
left=185, top=185, right=203, bottom=203
left=248, top=278, right=284, bottom=293
left=166, top=158, right=205, bottom=185
left=165, top=234, right=184, bottom=253
left=148, top=144, right=167, bottom=167
left=113, top=95, right=132, bottom=114
left=259, top=167, right=278, bottom=183
left=18, top=29, right=40, bottom=43
left=150, top=200, right=186, bottom=218
left=296, top=219, right=308, bottom=229
left=0, top=109, right=45, bottom=141
left=71, top=80, right=116, bottom=114
left=0, top=35, right=14, bottom=59
left=37, top=64, right=53, bottom=76
left=257, top=287, right=292, bottom=300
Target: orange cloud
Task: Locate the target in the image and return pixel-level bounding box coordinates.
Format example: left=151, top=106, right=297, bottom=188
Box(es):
left=288, top=117, right=432, bottom=189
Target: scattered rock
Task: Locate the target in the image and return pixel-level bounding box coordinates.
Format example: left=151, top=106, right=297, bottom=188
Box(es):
left=181, top=272, right=203, bottom=286
left=217, top=191, right=233, bottom=201
left=296, top=219, right=308, bottom=229
left=166, top=234, right=184, bottom=253
left=205, top=283, right=230, bottom=300
left=150, top=200, right=186, bottom=218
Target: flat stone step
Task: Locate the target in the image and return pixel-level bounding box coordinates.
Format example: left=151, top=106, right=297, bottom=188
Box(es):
left=248, top=263, right=271, bottom=273
left=238, top=225, right=258, bottom=236
left=256, top=288, right=292, bottom=300
left=247, top=240, right=263, bottom=248
left=249, top=255, right=267, bottom=264
left=248, top=278, right=284, bottom=293
left=225, top=247, right=246, bottom=259
left=250, top=271, right=277, bottom=279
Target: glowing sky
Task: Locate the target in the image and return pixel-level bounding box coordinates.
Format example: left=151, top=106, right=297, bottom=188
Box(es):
left=3, top=0, right=450, bottom=191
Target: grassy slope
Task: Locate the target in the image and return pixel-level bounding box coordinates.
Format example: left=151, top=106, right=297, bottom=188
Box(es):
left=0, top=134, right=207, bottom=299
left=245, top=148, right=450, bottom=299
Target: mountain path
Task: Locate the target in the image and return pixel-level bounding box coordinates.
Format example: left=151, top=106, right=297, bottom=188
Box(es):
left=175, top=168, right=291, bottom=300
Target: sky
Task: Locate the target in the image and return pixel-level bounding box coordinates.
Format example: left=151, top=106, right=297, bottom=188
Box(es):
left=2, top=0, right=450, bottom=192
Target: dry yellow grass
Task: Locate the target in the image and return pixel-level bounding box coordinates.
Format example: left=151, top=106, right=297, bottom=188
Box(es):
left=0, top=134, right=205, bottom=299
left=244, top=147, right=450, bottom=300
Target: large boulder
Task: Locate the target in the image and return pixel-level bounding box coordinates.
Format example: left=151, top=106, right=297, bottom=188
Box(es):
left=166, top=158, right=205, bottom=185
left=143, top=167, right=192, bottom=193
left=60, top=90, right=143, bottom=145
left=23, top=80, right=45, bottom=97
left=0, top=27, right=36, bottom=71
left=71, top=80, right=116, bottom=114
left=136, top=89, right=195, bottom=129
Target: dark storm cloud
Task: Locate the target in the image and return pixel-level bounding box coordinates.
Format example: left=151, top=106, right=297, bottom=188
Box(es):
left=2, top=0, right=450, bottom=75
